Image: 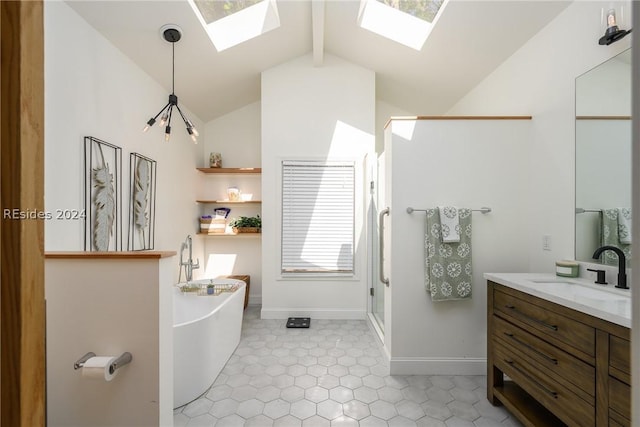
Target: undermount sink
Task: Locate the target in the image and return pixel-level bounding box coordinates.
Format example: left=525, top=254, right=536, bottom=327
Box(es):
left=527, top=279, right=629, bottom=302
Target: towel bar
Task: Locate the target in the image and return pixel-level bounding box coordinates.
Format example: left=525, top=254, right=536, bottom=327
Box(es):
left=575, top=208, right=602, bottom=214
left=406, top=207, right=491, bottom=214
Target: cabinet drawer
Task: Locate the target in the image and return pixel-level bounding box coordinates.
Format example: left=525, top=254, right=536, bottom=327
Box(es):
left=494, top=289, right=595, bottom=357
left=609, top=376, right=631, bottom=422
left=609, top=411, right=630, bottom=427
left=493, top=316, right=595, bottom=397
left=493, top=342, right=594, bottom=427
left=609, top=335, right=630, bottom=384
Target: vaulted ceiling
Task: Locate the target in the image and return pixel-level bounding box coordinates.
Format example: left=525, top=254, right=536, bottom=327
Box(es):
left=67, top=0, right=572, bottom=123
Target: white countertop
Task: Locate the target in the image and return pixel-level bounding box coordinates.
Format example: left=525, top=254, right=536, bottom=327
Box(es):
left=484, top=273, right=631, bottom=328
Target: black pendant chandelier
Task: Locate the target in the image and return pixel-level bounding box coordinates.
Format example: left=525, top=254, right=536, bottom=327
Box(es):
left=143, top=24, right=198, bottom=143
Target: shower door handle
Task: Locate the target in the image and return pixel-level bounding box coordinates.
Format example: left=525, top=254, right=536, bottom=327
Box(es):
left=379, top=208, right=390, bottom=287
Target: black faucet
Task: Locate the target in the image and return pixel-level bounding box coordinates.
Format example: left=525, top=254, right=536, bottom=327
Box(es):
left=592, top=245, right=628, bottom=289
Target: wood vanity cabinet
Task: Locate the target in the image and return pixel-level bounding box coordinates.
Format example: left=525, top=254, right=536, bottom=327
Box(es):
left=487, top=280, right=631, bottom=427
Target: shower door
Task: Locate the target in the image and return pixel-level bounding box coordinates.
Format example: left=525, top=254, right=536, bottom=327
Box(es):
left=368, top=153, right=385, bottom=332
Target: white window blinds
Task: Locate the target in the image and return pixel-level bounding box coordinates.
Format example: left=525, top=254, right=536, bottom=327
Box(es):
left=281, top=160, right=355, bottom=274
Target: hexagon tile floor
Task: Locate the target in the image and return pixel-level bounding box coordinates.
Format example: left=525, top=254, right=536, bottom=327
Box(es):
left=174, top=307, right=523, bottom=427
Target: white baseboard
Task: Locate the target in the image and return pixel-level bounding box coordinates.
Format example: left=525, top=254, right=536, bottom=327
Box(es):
left=260, top=308, right=366, bottom=320
left=390, top=357, right=486, bottom=376
left=248, top=295, right=262, bottom=306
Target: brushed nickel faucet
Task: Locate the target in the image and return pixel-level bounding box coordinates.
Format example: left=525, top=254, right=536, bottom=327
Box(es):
left=179, top=235, right=200, bottom=283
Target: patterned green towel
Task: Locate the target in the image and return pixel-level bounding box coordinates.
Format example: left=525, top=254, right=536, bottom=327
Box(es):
left=601, top=209, right=632, bottom=265
left=424, top=208, right=473, bottom=301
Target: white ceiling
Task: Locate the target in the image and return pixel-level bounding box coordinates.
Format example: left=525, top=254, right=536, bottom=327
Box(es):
left=67, top=0, right=572, bottom=123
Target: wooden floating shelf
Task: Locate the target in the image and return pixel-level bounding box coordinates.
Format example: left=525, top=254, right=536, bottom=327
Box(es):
left=197, top=167, right=261, bottom=174
left=197, top=233, right=261, bottom=237
left=196, top=200, right=262, bottom=204
left=45, top=251, right=177, bottom=259
left=576, top=115, right=631, bottom=120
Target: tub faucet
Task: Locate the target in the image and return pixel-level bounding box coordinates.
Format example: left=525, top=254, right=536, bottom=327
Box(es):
left=592, top=245, right=628, bottom=289
left=179, top=235, right=200, bottom=283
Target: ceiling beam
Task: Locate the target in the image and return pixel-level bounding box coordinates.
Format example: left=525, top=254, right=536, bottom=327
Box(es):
left=311, top=0, right=325, bottom=66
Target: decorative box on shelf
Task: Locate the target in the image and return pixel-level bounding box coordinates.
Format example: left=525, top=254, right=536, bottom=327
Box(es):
left=200, top=218, right=226, bottom=234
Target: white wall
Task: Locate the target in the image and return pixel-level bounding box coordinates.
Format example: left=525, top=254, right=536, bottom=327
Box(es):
left=447, top=1, right=632, bottom=272
left=261, top=53, right=375, bottom=319
left=45, top=256, right=174, bottom=427
left=200, top=102, right=263, bottom=303
left=375, top=100, right=413, bottom=154
left=385, top=119, right=530, bottom=374
left=45, top=2, right=204, bottom=281
left=202, top=101, right=261, bottom=168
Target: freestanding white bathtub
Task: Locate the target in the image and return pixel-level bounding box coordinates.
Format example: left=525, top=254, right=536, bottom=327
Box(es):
left=173, top=279, right=246, bottom=408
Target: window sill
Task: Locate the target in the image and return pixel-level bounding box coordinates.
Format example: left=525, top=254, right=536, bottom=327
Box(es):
left=277, top=274, right=360, bottom=282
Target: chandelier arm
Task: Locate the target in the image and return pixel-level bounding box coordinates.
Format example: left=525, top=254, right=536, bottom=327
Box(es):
left=167, top=104, right=174, bottom=127
left=152, top=102, right=172, bottom=121
left=173, top=104, right=192, bottom=127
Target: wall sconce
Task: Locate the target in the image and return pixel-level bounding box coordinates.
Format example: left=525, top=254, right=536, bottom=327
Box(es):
left=599, top=7, right=632, bottom=45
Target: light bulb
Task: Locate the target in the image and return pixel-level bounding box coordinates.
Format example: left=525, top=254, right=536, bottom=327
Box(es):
left=165, top=125, right=171, bottom=142
left=187, top=120, right=200, bottom=137
left=187, top=126, right=198, bottom=143
left=143, top=118, right=155, bottom=132
left=159, top=113, right=169, bottom=127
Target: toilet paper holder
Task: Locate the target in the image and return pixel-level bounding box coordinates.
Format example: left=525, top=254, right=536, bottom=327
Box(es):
left=74, top=351, right=133, bottom=374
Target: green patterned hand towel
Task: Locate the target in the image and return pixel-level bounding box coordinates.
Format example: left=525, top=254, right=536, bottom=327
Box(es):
left=601, top=209, right=632, bottom=265
left=424, top=208, right=473, bottom=301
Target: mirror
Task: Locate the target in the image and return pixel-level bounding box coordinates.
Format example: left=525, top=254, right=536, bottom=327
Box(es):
left=575, top=49, right=631, bottom=266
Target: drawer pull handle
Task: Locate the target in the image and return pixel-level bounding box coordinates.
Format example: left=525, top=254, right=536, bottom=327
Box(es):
left=504, top=304, right=558, bottom=331
left=505, top=359, right=558, bottom=399
left=503, top=332, right=558, bottom=365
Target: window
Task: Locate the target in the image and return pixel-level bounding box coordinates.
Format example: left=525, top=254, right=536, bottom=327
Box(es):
left=358, top=0, right=447, bottom=50
left=191, top=0, right=262, bottom=24
left=281, top=161, right=355, bottom=274
left=188, top=0, right=281, bottom=52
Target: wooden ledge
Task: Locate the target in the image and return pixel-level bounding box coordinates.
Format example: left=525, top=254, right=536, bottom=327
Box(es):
left=45, top=251, right=177, bottom=259
left=576, top=116, right=631, bottom=120
left=384, top=115, right=532, bottom=129
left=197, top=167, right=261, bottom=174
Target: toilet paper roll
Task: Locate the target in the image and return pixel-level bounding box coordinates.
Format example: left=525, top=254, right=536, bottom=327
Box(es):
left=81, top=356, right=119, bottom=381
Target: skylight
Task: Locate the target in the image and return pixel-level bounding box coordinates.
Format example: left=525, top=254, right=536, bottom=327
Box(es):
left=188, top=0, right=280, bottom=52
left=358, top=0, right=447, bottom=50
